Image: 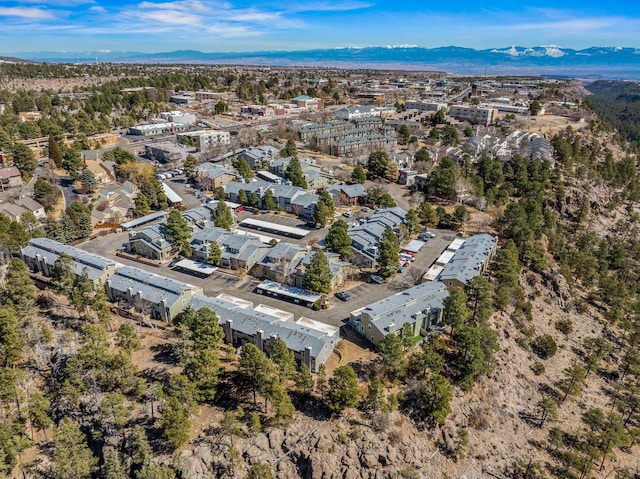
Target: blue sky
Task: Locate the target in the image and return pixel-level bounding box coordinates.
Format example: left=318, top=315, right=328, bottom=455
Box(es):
left=1, top=0, right=639, bottom=53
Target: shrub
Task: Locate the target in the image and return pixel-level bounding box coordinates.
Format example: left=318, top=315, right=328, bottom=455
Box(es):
left=531, top=334, right=558, bottom=360
left=531, top=361, right=546, bottom=375
left=555, top=319, right=573, bottom=336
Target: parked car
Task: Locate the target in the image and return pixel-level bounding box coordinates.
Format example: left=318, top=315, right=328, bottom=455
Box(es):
left=370, top=274, right=386, bottom=284
left=334, top=291, right=351, bottom=302
left=397, top=267, right=404, bottom=274
left=342, top=211, right=353, bottom=218
left=361, top=206, right=370, bottom=212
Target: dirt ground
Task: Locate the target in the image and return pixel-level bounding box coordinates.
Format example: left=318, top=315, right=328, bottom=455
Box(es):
left=521, top=114, right=589, bottom=137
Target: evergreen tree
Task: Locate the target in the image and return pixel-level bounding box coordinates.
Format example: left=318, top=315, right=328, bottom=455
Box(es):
left=262, top=188, right=276, bottom=210
left=312, top=200, right=330, bottom=228
left=183, top=154, right=198, bottom=179
left=351, top=164, right=367, bottom=184
left=377, top=226, right=400, bottom=277
left=165, top=209, right=192, bottom=256
left=53, top=417, right=97, bottom=479
left=247, top=463, right=274, bottom=479
left=269, top=337, right=296, bottom=380
left=416, top=202, right=437, bottom=226
left=328, top=365, right=361, bottom=413
left=405, top=209, right=420, bottom=236
left=285, top=157, right=307, bottom=189
left=0, top=306, right=24, bottom=367
left=233, top=157, right=254, bottom=182
left=3, top=258, right=36, bottom=315
left=239, top=343, right=274, bottom=406
left=207, top=242, right=222, bottom=266
left=28, top=392, right=52, bottom=439
left=557, top=364, right=586, bottom=402
left=281, top=139, right=298, bottom=158
left=135, top=193, right=150, bottom=216
left=367, top=151, right=399, bottom=182
left=303, top=250, right=332, bottom=294
left=62, top=147, right=84, bottom=180
left=443, top=287, right=470, bottom=335
left=237, top=189, right=249, bottom=206
left=318, top=190, right=335, bottom=218
left=212, top=200, right=234, bottom=231
left=33, top=178, right=59, bottom=211
left=295, top=365, right=314, bottom=395
left=417, top=374, right=452, bottom=425
left=78, top=169, right=97, bottom=193
left=324, top=219, right=352, bottom=259
left=12, top=143, right=37, bottom=181
left=378, top=333, right=407, bottom=380
left=161, top=397, right=190, bottom=448
left=51, top=252, right=75, bottom=295
left=49, top=133, right=64, bottom=168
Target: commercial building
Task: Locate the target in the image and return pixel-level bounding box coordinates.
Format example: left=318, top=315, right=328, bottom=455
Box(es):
left=160, top=110, right=196, bottom=125
left=145, top=142, right=195, bottom=164
left=350, top=281, right=449, bottom=345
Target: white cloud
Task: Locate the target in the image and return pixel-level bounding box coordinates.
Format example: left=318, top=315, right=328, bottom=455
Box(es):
left=89, top=5, right=106, bottom=13
left=288, top=1, right=372, bottom=12
left=0, top=7, right=55, bottom=19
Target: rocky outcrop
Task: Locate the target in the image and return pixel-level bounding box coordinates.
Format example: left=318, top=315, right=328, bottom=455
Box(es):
left=180, top=412, right=437, bottom=479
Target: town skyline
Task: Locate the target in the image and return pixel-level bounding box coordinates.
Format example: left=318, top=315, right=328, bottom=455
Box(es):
left=1, top=0, right=639, bottom=54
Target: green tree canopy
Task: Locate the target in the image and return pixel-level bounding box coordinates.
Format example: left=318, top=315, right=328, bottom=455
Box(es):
left=377, top=226, right=400, bottom=277
left=53, top=417, right=97, bottom=479
left=303, top=249, right=333, bottom=294
left=165, top=209, right=192, bottom=256
left=324, top=219, right=352, bottom=259
left=213, top=200, right=234, bottom=231
left=207, top=241, right=222, bottom=266
left=285, top=157, right=307, bottom=189
left=351, top=164, right=367, bottom=184
left=328, top=365, right=361, bottom=414
left=367, top=151, right=399, bottom=182
left=12, top=143, right=37, bottom=181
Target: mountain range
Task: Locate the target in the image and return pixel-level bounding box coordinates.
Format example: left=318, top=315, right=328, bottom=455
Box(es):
left=11, top=46, right=640, bottom=79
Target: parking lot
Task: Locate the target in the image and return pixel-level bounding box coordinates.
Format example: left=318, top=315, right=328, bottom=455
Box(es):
left=77, top=225, right=457, bottom=329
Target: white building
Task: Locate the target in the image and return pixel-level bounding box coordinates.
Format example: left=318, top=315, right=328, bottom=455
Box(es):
left=177, top=130, right=230, bottom=151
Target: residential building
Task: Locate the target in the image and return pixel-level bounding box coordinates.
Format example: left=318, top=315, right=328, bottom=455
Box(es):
left=348, top=207, right=408, bottom=267
left=84, top=159, right=114, bottom=185
left=291, top=193, right=319, bottom=222
left=0, top=202, right=28, bottom=221
left=253, top=242, right=308, bottom=284
left=327, top=182, right=367, bottom=206
left=176, top=129, right=230, bottom=151
left=237, top=146, right=280, bottom=170
left=403, top=100, right=448, bottom=114
left=350, top=281, right=449, bottom=345
left=105, top=265, right=202, bottom=321
left=334, top=106, right=381, bottom=121
left=194, top=163, right=239, bottom=190
left=21, top=237, right=118, bottom=285
left=190, top=227, right=269, bottom=271
left=438, top=234, right=498, bottom=289
left=291, top=250, right=354, bottom=291
left=0, top=166, right=22, bottom=190
left=448, top=105, right=498, bottom=126
left=125, top=224, right=173, bottom=261
left=14, top=197, right=46, bottom=220
left=189, top=295, right=339, bottom=372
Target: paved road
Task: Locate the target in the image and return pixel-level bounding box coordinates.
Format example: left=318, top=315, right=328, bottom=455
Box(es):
left=76, top=227, right=457, bottom=328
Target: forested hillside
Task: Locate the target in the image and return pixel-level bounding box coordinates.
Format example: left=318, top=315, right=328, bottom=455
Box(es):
left=585, top=80, right=640, bottom=143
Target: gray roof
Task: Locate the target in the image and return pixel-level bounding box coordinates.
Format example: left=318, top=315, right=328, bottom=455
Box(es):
left=121, top=211, right=167, bottom=230
left=108, top=265, right=199, bottom=307
left=196, top=162, right=237, bottom=179
left=362, top=281, right=449, bottom=333
left=438, top=234, right=497, bottom=285
left=328, top=182, right=367, bottom=199
left=189, top=295, right=335, bottom=357
left=22, top=237, right=117, bottom=281
left=262, top=242, right=306, bottom=263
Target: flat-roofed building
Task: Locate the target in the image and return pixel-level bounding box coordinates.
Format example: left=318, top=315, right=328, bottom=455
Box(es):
left=448, top=105, right=498, bottom=126
left=438, top=234, right=497, bottom=289
left=177, top=130, right=230, bottom=151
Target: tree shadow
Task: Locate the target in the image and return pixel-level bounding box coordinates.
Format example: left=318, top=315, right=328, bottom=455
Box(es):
left=150, top=343, right=177, bottom=365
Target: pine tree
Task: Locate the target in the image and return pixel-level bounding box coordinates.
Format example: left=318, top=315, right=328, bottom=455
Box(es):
left=165, top=209, right=192, bottom=256
left=377, top=226, right=400, bottom=277
left=269, top=337, right=296, bottom=380
left=3, top=258, right=36, bottom=315
left=49, top=133, right=64, bottom=168
left=207, top=242, right=222, bottom=266
left=418, top=374, right=452, bottom=424
left=135, top=193, right=150, bottom=216
left=285, top=157, right=307, bottom=189
left=325, top=219, right=352, bottom=259
left=161, top=397, right=190, bottom=448
left=281, top=139, right=298, bottom=158
left=183, top=154, right=198, bottom=179
left=62, top=147, right=84, bottom=180
left=237, top=189, right=249, bottom=206
left=53, top=417, right=98, bottom=479
left=212, top=200, right=234, bottom=231
left=405, top=209, right=420, bottom=235
left=262, top=188, right=276, bottom=210
left=351, top=165, right=367, bottom=184
left=328, top=365, right=361, bottom=413
left=303, top=250, right=332, bottom=294
left=12, top=143, right=37, bottom=181
left=378, top=333, right=407, bottom=380
left=295, top=365, right=314, bottom=395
